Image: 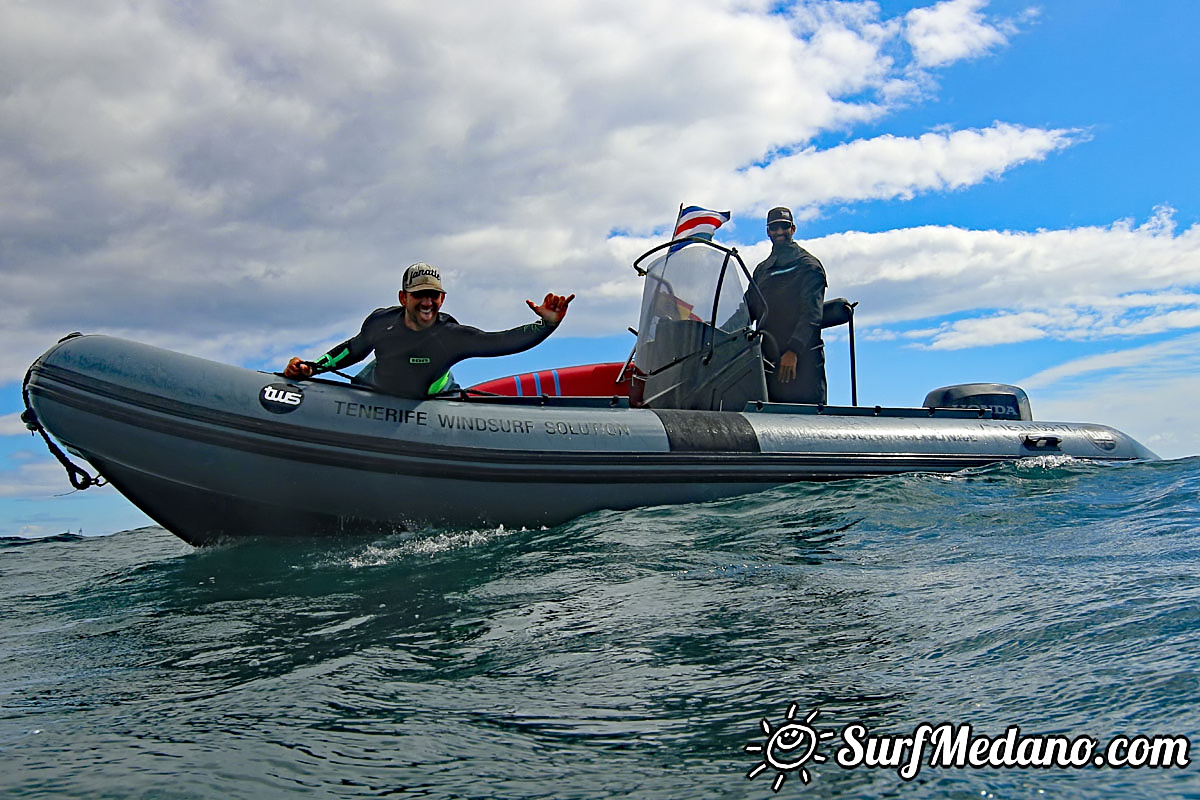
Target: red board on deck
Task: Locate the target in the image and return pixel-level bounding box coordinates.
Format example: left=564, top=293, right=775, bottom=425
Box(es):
left=468, top=362, right=632, bottom=397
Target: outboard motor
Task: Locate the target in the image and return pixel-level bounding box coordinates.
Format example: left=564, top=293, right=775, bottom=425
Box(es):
left=923, top=383, right=1033, bottom=420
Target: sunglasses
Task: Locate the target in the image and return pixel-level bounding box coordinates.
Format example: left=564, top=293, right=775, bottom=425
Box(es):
left=408, top=290, right=444, bottom=300
left=768, top=222, right=793, bottom=232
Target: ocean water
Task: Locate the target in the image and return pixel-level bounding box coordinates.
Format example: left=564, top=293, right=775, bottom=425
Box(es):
left=2, top=457, right=1199, bottom=799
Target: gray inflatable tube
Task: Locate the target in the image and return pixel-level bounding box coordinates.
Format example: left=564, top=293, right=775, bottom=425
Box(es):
left=25, top=335, right=1156, bottom=546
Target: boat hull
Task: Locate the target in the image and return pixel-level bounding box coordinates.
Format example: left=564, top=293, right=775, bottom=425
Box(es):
left=25, top=335, right=1156, bottom=545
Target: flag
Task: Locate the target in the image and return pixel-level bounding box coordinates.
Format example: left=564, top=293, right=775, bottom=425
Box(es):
left=673, top=205, right=731, bottom=241
left=669, top=206, right=730, bottom=252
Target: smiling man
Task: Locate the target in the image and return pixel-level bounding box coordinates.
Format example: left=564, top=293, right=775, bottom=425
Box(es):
left=748, top=207, right=828, bottom=405
left=283, top=263, right=573, bottom=398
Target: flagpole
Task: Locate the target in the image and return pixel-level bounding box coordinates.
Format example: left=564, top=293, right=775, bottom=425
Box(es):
left=662, top=203, right=685, bottom=266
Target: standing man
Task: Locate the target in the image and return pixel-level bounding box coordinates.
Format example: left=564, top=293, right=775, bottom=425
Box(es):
left=748, top=207, right=828, bottom=404
left=283, top=263, right=573, bottom=398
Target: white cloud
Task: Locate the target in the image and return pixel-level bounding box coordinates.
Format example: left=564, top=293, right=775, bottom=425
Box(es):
left=905, top=299, right=1200, bottom=351
left=0, top=413, right=30, bottom=437
left=731, top=123, right=1079, bottom=213
left=813, top=206, right=1200, bottom=346
left=0, top=450, right=77, bottom=498
left=0, top=0, right=1077, bottom=383
left=1018, top=332, right=1200, bottom=390
left=1020, top=333, right=1200, bottom=459
left=904, top=0, right=1015, bottom=68
left=924, top=311, right=1053, bottom=349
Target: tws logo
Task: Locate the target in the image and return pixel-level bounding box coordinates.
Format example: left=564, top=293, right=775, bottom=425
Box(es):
left=259, top=383, right=304, bottom=414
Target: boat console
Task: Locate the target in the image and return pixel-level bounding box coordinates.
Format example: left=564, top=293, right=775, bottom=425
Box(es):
left=628, top=237, right=859, bottom=412
left=630, top=238, right=766, bottom=411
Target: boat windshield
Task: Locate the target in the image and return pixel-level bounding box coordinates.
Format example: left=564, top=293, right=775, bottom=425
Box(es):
left=633, top=239, right=753, bottom=373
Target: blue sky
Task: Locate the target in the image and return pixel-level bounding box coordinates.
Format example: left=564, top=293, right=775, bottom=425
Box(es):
left=3, top=0, right=1199, bottom=537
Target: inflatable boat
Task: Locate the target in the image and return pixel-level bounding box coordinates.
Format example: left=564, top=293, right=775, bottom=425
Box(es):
left=23, top=238, right=1156, bottom=546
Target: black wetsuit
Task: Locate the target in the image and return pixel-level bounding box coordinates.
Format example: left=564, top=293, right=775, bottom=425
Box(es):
left=748, top=241, right=828, bottom=404
left=308, top=308, right=557, bottom=398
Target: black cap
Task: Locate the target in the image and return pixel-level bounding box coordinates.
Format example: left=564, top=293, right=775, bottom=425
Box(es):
left=767, top=207, right=794, bottom=226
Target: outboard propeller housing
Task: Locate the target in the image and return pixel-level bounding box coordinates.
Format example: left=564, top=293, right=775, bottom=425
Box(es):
left=923, top=383, right=1033, bottom=420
